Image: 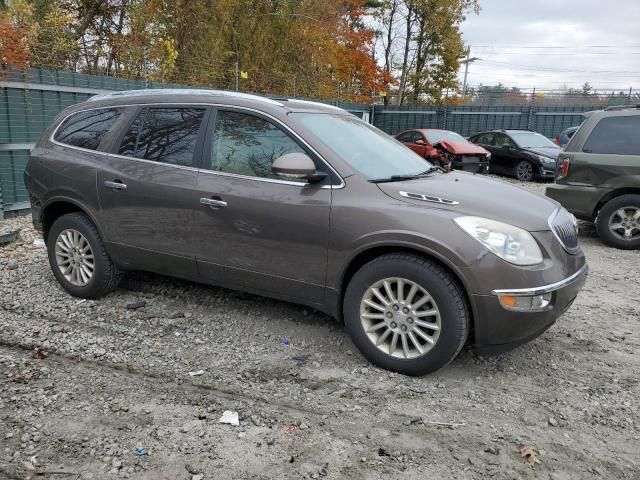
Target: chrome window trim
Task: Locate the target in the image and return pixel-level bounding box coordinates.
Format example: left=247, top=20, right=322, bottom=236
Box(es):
left=49, top=102, right=345, bottom=190
left=491, top=263, right=588, bottom=296
left=548, top=207, right=580, bottom=255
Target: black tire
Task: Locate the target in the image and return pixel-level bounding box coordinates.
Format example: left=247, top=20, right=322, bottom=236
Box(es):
left=47, top=212, right=123, bottom=298
left=343, top=253, right=469, bottom=376
left=595, top=195, right=640, bottom=250
left=514, top=160, right=534, bottom=182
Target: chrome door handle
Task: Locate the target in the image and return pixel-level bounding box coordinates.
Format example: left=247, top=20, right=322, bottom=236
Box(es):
left=200, top=197, right=227, bottom=208
left=104, top=180, right=127, bottom=190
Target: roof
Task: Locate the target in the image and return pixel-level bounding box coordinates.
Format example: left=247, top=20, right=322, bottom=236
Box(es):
left=83, top=89, right=348, bottom=115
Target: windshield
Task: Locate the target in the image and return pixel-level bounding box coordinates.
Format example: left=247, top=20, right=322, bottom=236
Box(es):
left=293, top=113, right=432, bottom=179
left=426, top=130, right=467, bottom=144
left=509, top=132, right=558, bottom=149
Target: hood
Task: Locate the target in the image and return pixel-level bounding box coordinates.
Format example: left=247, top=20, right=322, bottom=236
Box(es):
left=376, top=171, right=558, bottom=231
left=436, top=140, right=488, bottom=156
left=523, top=146, right=561, bottom=160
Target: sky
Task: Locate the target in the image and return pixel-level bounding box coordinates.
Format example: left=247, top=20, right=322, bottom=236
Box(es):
left=458, top=0, right=640, bottom=92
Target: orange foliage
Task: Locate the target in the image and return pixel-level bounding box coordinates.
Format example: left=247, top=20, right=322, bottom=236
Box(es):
left=325, top=0, right=396, bottom=103
left=0, top=13, right=30, bottom=68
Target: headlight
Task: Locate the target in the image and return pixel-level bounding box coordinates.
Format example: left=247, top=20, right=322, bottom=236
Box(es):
left=539, top=155, right=555, bottom=165
left=454, top=216, right=543, bottom=266
left=486, top=153, right=492, bottom=160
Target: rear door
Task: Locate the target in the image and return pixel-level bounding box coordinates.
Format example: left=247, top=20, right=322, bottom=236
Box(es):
left=195, top=108, right=333, bottom=304
left=472, top=133, right=499, bottom=171
left=97, top=105, right=209, bottom=277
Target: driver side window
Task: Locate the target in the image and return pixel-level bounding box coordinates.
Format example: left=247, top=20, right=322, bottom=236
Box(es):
left=210, top=110, right=305, bottom=179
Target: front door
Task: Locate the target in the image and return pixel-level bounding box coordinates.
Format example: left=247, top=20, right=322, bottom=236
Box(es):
left=195, top=109, right=332, bottom=304
left=97, top=106, right=209, bottom=277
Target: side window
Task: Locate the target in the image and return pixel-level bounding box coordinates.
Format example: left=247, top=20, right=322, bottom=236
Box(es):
left=118, top=107, right=206, bottom=166
left=210, top=110, right=306, bottom=179
left=476, top=133, right=494, bottom=145
left=54, top=108, right=122, bottom=150
left=583, top=116, right=640, bottom=155
left=495, top=133, right=513, bottom=147
left=397, top=132, right=414, bottom=142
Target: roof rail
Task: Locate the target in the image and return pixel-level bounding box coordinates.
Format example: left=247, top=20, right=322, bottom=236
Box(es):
left=87, top=88, right=283, bottom=105
left=603, top=104, right=640, bottom=111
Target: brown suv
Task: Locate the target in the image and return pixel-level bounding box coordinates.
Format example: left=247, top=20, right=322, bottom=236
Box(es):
left=25, top=90, right=588, bottom=375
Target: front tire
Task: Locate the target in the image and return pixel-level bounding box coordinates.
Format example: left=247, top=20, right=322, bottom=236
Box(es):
left=344, top=253, right=469, bottom=376
left=595, top=195, right=640, bottom=249
left=515, top=160, right=534, bottom=181
left=47, top=212, right=122, bottom=298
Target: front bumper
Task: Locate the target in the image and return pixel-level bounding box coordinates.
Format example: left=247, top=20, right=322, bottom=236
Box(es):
left=472, top=263, right=588, bottom=355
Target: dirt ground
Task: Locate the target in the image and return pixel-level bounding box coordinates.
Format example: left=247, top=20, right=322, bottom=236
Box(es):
left=1, top=178, right=638, bottom=480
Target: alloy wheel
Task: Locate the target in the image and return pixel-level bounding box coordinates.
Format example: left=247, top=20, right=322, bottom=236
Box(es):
left=608, top=207, right=640, bottom=241
left=516, top=161, right=533, bottom=181
left=359, top=277, right=441, bottom=359
left=55, top=229, right=95, bottom=286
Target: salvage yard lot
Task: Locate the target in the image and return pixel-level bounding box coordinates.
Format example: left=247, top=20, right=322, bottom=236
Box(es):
left=1, top=179, right=638, bottom=480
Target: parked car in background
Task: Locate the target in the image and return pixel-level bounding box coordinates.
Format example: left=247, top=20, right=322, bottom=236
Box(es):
left=469, top=129, right=561, bottom=181
left=547, top=105, right=640, bottom=249
left=395, top=128, right=490, bottom=173
left=555, top=126, right=580, bottom=147
left=25, top=89, right=587, bottom=375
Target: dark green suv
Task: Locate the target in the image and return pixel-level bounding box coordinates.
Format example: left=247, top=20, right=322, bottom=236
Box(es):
left=546, top=105, right=640, bottom=249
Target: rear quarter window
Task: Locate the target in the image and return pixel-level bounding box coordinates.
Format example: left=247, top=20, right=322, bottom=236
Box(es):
left=54, top=108, right=122, bottom=150
left=583, top=115, right=640, bottom=155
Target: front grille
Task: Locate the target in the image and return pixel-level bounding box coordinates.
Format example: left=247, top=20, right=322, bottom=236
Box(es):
left=549, top=208, right=579, bottom=254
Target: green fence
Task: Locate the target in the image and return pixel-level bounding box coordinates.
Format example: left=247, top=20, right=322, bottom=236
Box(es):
left=0, top=67, right=606, bottom=217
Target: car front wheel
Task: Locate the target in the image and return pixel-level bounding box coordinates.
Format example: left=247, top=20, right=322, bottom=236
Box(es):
left=596, top=195, right=640, bottom=249
left=344, top=253, right=469, bottom=376
left=47, top=212, right=123, bottom=298
left=515, top=160, right=534, bottom=181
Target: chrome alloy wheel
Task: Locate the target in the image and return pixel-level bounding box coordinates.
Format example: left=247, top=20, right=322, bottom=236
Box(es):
left=55, top=229, right=95, bottom=286
left=516, top=161, right=533, bottom=181
left=360, top=277, right=441, bottom=359
left=608, top=206, right=640, bottom=241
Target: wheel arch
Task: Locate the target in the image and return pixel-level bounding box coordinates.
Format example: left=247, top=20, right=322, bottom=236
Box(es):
left=336, top=243, right=476, bottom=341
left=593, top=188, right=640, bottom=219
left=41, top=198, right=104, bottom=243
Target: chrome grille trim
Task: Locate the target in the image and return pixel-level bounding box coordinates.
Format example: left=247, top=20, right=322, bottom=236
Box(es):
left=549, top=207, right=579, bottom=254
left=399, top=191, right=460, bottom=205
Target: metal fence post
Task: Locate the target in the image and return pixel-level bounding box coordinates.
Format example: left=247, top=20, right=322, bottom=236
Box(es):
left=0, top=183, right=4, bottom=220
left=527, top=87, right=536, bottom=130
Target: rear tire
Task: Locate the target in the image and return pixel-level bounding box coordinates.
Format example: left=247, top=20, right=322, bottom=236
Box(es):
left=515, top=160, right=534, bottom=182
left=47, top=212, right=123, bottom=298
left=343, top=253, right=469, bottom=376
left=595, top=195, right=640, bottom=250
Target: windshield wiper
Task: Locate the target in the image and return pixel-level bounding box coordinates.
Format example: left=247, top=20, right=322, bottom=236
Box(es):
left=369, top=168, right=437, bottom=184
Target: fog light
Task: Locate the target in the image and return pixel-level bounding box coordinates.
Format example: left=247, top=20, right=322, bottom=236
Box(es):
left=498, top=293, right=552, bottom=311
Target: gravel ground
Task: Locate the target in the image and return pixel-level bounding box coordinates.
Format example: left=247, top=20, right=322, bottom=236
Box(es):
left=1, top=177, right=639, bottom=480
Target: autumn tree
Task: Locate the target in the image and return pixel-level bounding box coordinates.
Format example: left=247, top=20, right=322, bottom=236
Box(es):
left=376, top=0, right=479, bottom=104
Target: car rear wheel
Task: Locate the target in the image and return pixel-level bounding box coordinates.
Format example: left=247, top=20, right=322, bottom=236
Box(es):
left=596, top=195, right=640, bottom=250
left=47, top=212, right=123, bottom=298
left=343, top=253, right=469, bottom=376
left=515, top=160, right=534, bottom=181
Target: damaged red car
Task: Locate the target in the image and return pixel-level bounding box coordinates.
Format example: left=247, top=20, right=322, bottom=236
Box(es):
left=395, top=129, right=490, bottom=173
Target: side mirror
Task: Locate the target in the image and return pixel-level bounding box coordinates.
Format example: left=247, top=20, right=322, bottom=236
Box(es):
left=272, top=152, right=327, bottom=183
left=415, top=139, right=426, bottom=145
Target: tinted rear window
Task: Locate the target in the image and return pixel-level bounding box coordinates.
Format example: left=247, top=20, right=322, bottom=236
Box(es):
left=118, top=108, right=206, bottom=166
left=54, top=108, right=121, bottom=150
left=583, top=116, right=640, bottom=155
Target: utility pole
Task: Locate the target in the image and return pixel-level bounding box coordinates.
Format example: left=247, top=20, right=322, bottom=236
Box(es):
left=235, top=58, right=239, bottom=92
left=461, top=47, right=480, bottom=98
